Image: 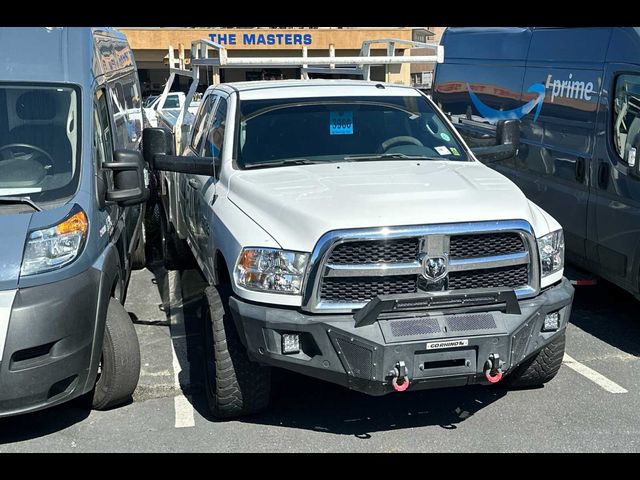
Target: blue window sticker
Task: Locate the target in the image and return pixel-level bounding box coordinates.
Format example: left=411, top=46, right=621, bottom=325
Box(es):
left=440, top=132, right=451, bottom=142
left=330, top=111, right=354, bottom=135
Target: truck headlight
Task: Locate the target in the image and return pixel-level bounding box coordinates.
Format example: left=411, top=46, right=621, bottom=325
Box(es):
left=234, top=248, right=309, bottom=294
left=538, top=229, right=564, bottom=277
left=21, top=209, right=88, bottom=276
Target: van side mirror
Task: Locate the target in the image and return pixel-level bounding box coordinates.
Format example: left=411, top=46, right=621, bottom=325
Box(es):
left=104, top=150, right=149, bottom=206
left=143, top=127, right=174, bottom=169
left=471, top=119, right=520, bottom=163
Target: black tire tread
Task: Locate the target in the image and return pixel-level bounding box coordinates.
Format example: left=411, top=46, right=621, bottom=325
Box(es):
left=506, top=333, right=565, bottom=388
left=92, top=298, right=141, bottom=410
left=203, top=285, right=270, bottom=418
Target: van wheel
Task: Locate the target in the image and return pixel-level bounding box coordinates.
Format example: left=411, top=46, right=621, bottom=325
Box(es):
left=159, top=205, right=195, bottom=271
left=91, top=298, right=141, bottom=410
left=131, top=222, right=147, bottom=270
left=505, top=333, right=566, bottom=388
left=202, top=285, right=271, bottom=418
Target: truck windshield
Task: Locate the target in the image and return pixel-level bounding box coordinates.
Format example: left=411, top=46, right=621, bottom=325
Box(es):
left=237, top=94, right=469, bottom=168
left=0, top=84, right=80, bottom=205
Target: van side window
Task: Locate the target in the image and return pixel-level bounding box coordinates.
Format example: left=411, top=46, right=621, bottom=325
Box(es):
left=107, top=74, right=142, bottom=149
left=202, top=98, right=228, bottom=158
left=613, top=74, right=640, bottom=164
left=94, top=89, right=114, bottom=165
left=190, top=94, right=215, bottom=153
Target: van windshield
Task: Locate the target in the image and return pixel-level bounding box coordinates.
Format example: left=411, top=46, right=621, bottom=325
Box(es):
left=0, top=84, right=81, bottom=205
left=237, top=94, right=469, bottom=168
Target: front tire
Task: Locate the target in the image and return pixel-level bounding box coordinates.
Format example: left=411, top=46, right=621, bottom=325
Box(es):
left=505, top=333, right=566, bottom=388
left=202, top=285, right=271, bottom=418
left=90, top=298, right=141, bottom=410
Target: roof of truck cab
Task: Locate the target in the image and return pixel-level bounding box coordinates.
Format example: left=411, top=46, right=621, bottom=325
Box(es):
left=0, top=27, right=133, bottom=85
left=215, top=79, right=422, bottom=100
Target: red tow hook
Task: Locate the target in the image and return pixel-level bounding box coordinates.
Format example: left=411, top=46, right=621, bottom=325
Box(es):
left=392, top=376, right=411, bottom=392
left=484, top=353, right=504, bottom=384
left=391, top=361, right=410, bottom=392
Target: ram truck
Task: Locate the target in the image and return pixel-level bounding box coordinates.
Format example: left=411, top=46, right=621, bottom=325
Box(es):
left=143, top=79, right=574, bottom=418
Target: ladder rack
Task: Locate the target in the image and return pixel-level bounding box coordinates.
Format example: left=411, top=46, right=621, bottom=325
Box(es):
left=156, top=37, right=444, bottom=151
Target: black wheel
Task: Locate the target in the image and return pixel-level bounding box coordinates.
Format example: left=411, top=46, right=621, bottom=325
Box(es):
left=90, top=298, right=141, bottom=410
left=159, top=204, right=195, bottom=271
left=131, top=221, right=147, bottom=270
left=505, top=333, right=566, bottom=388
left=202, top=284, right=271, bottom=418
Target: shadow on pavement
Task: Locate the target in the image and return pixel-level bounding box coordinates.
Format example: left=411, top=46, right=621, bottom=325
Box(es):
left=0, top=402, right=91, bottom=445
left=570, top=280, right=640, bottom=357
left=196, top=369, right=508, bottom=436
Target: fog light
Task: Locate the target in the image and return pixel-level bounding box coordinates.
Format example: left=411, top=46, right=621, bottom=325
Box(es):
left=282, top=333, right=300, bottom=354
left=543, top=312, right=560, bottom=332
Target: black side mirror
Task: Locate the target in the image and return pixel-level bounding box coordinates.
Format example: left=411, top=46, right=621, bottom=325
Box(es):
left=153, top=154, right=218, bottom=177
left=104, top=150, right=149, bottom=207
left=471, top=119, right=521, bottom=163
left=143, top=127, right=174, bottom=169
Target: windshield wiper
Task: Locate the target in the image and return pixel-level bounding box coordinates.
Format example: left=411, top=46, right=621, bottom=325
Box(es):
left=343, top=153, right=441, bottom=162
left=244, top=158, right=325, bottom=169
left=0, top=196, right=42, bottom=212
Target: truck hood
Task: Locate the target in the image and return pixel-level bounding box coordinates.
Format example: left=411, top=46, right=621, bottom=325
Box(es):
left=0, top=212, right=32, bottom=290
left=227, top=160, right=546, bottom=252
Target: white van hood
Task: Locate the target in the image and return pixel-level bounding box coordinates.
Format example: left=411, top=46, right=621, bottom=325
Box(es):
left=227, top=160, right=549, bottom=252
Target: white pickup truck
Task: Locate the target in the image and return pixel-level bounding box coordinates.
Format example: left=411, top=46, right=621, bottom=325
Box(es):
left=143, top=79, right=574, bottom=419
left=143, top=91, right=200, bottom=128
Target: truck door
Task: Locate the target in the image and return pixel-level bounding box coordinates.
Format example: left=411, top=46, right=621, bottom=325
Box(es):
left=191, top=95, right=228, bottom=275
left=516, top=27, right=610, bottom=266
left=181, top=93, right=217, bottom=250
left=592, top=65, right=640, bottom=291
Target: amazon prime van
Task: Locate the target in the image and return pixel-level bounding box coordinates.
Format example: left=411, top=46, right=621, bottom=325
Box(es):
left=0, top=27, right=149, bottom=416
left=433, top=27, right=640, bottom=299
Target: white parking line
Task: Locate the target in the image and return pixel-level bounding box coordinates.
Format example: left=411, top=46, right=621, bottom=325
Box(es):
left=168, top=271, right=196, bottom=428
left=563, top=353, right=628, bottom=394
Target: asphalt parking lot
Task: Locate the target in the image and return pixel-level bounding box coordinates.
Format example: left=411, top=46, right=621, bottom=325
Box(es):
left=1, top=265, right=639, bottom=452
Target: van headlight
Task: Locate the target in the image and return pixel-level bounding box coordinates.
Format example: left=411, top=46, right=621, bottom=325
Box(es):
left=234, top=248, right=309, bottom=294
left=538, top=229, right=564, bottom=277
left=21, top=208, right=88, bottom=276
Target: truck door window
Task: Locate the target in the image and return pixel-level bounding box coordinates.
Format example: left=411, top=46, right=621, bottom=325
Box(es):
left=190, top=94, right=215, bottom=153
left=202, top=98, right=228, bottom=158
left=613, top=74, right=640, bottom=163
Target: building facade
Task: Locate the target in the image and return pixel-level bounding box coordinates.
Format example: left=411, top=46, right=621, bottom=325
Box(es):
left=118, top=28, right=418, bottom=96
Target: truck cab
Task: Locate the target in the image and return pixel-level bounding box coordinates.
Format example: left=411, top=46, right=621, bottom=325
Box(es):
left=145, top=77, right=574, bottom=418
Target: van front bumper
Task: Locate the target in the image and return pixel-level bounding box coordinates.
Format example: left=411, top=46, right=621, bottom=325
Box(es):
left=230, top=278, right=574, bottom=395
left=0, top=269, right=101, bottom=417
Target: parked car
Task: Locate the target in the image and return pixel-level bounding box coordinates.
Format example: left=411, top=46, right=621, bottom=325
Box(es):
left=433, top=27, right=640, bottom=300
left=144, top=79, right=574, bottom=418
left=0, top=27, right=148, bottom=416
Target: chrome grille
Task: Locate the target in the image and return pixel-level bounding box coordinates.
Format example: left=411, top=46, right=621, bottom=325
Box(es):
left=450, top=233, right=525, bottom=259
left=321, top=276, right=417, bottom=303
left=328, top=238, right=420, bottom=264
left=304, top=221, right=539, bottom=313
left=448, top=265, right=529, bottom=290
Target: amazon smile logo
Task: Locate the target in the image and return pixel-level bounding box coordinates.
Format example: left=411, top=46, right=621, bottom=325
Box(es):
left=467, top=82, right=546, bottom=123
left=467, top=74, right=599, bottom=124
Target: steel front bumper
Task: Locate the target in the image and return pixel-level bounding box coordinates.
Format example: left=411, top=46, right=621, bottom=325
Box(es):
left=230, top=278, right=574, bottom=395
